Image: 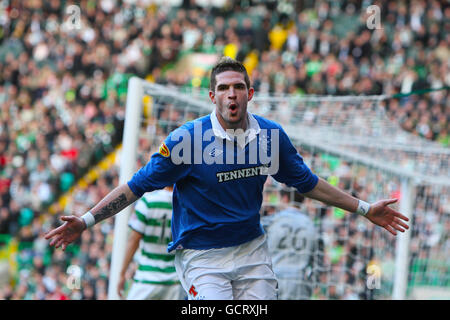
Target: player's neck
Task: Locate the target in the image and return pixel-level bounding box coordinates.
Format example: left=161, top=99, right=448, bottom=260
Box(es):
left=217, top=113, right=249, bottom=132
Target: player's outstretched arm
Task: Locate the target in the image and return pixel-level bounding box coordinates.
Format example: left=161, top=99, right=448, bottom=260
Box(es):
left=303, top=178, right=409, bottom=235
left=45, top=183, right=139, bottom=251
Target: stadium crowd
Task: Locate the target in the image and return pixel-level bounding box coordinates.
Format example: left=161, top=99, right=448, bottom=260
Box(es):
left=0, top=0, right=448, bottom=299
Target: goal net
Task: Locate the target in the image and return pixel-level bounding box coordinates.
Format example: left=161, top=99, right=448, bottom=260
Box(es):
left=108, top=78, right=449, bottom=300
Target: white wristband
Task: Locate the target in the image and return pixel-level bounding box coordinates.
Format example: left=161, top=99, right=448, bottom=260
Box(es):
left=356, top=200, right=371, bottom=216
left=81, top=211, right=95, bottom=228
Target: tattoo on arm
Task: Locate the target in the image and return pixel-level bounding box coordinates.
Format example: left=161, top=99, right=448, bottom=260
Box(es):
left=94, top=193, right=128, bottom=223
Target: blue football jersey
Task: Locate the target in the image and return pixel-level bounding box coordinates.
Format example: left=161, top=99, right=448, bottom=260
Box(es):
left=127, top=111, right=319, bottom=252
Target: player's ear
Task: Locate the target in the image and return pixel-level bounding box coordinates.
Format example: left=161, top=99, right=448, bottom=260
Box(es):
left=247, top=87, right=255, bottom=102
left=209, top=91, right=216, bottom=104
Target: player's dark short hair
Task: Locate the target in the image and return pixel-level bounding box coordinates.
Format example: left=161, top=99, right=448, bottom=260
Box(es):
left=209, top=56, right=251, bottom=92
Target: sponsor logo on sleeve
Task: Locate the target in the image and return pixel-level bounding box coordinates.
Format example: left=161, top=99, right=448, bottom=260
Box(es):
left=159, top=143, right=170, bottom=157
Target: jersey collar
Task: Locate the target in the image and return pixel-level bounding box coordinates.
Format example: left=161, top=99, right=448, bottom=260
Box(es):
left=210, top=109, right=261, bottom=149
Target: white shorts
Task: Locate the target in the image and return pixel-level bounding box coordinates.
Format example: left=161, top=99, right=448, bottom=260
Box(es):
left=174, top=234, right=278, bottom=300
left=127, top=281, right=185, bottom=300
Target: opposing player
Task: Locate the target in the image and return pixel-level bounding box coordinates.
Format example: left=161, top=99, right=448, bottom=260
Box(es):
left=117, top=186, right=184, bottom=300
left=45, top=57, right=409, bottom=300
left=262, top=189, right=318, bottom=299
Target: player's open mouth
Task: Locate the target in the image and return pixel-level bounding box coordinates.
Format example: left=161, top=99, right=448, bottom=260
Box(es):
left=228, top=103, right=238, bottom=112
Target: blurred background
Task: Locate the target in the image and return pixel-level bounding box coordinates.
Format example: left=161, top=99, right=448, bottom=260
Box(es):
left=0, top=0, right=448, bottom=300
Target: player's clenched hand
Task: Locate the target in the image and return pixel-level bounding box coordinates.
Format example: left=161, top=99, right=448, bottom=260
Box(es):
left=44, top=215, right=86, bottom=251
left=365, top=199, right=409, bottom=236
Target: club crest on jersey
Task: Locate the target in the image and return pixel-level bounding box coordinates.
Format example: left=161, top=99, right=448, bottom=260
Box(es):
left=159, top=143, right=170, bottom=157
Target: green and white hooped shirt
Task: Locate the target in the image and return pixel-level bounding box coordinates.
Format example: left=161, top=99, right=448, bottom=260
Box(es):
left=128, top=189, right=179, bottom=285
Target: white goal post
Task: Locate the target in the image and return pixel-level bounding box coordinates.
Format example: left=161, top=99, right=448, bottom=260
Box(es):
left=107, top=77, right=143, bottom=300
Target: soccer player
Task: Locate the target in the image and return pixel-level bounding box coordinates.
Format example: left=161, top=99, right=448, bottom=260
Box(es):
left=117, top=186, right=184, bottom=300
left=262, top=189, right=318, bottom=299
left=45, top=57, right=409, bottom=300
